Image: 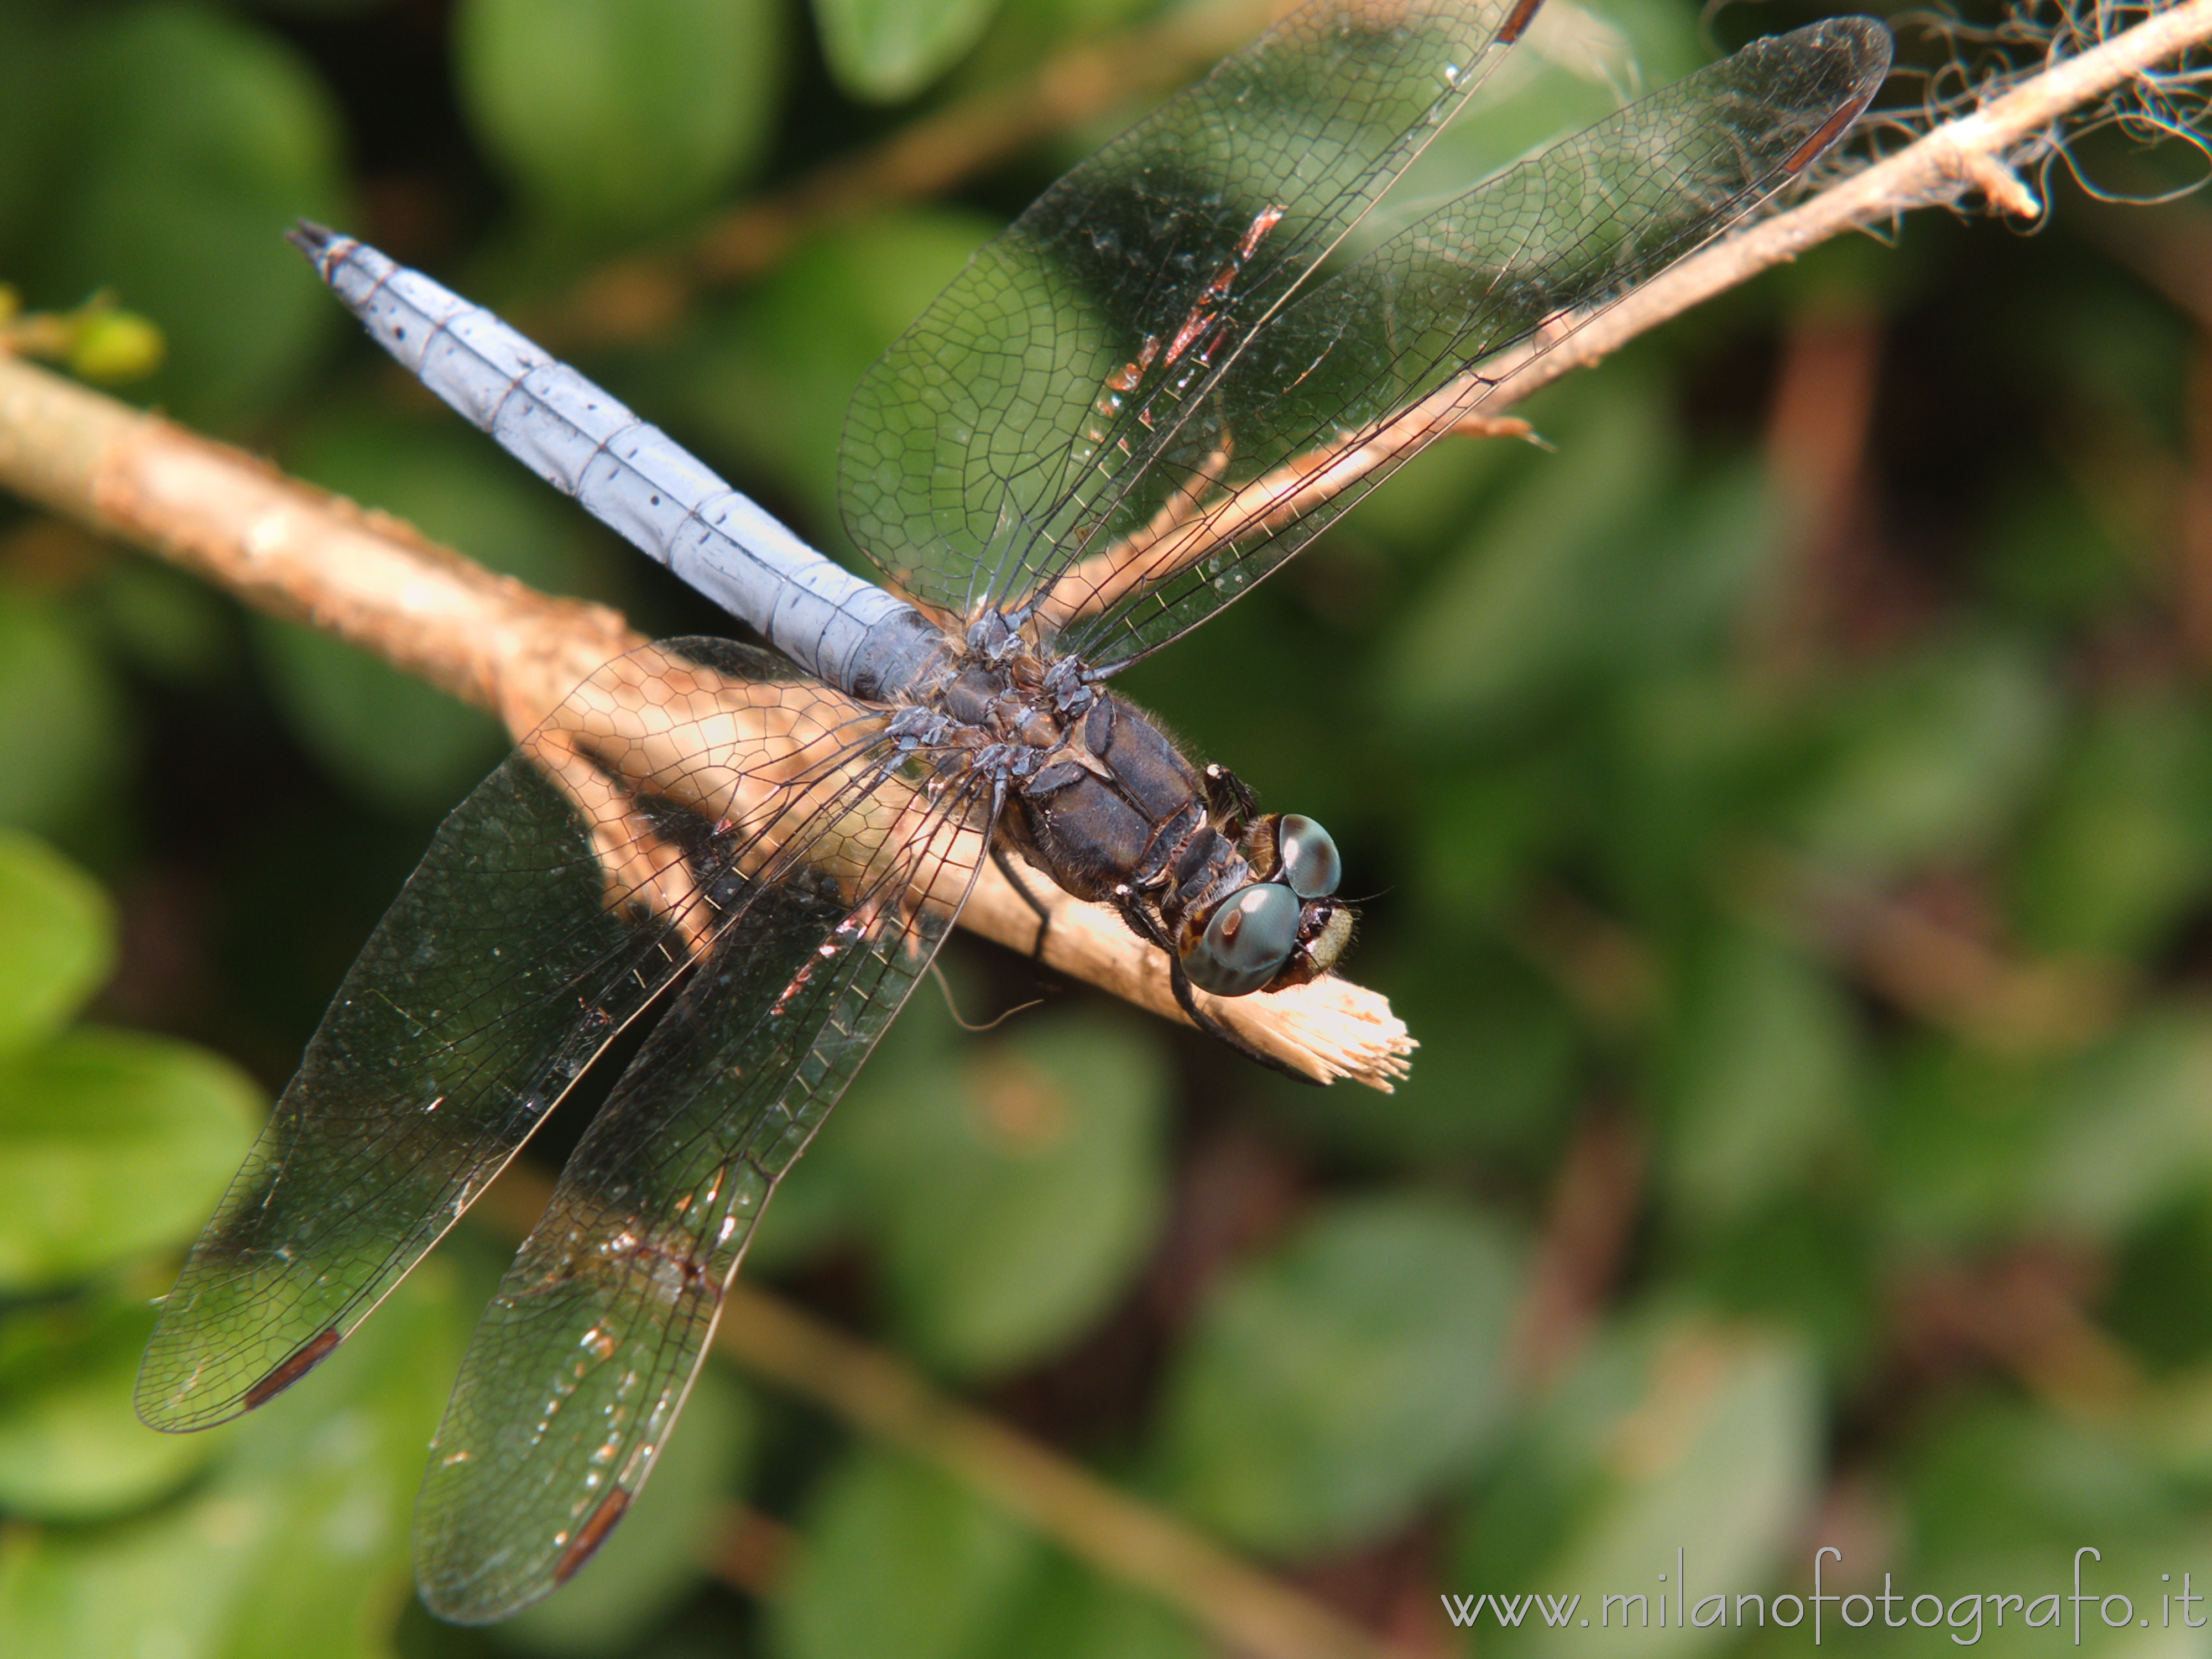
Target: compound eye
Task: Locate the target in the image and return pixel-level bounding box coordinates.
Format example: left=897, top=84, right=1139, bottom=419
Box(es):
left=1185, top=883, right=1299, bottom=998
left=1276, top=815, right=1341, bottom=899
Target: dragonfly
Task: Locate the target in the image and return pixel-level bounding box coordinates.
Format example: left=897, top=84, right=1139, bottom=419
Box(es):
left=136, top=0, right=1888, bottom=1624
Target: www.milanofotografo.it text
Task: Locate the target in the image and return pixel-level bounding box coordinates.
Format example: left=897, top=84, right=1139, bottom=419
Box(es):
left=1442, top=1548, right=2210, bottom=1644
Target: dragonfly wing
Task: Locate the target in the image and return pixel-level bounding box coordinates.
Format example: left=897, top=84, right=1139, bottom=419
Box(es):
left=839, top=0, right=1541, bottom=622
left=1044, top=17, right=1891, bottom=669
left=412, top=753, right=990, bottom=1624
left=137, top=638, right=890, bottom=1431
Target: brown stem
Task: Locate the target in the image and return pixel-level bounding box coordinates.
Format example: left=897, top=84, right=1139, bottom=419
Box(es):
left=1766, top=855, right=2133, bottom=1057
left=717, top=1279, right=1415, bottom=1659
left=702, top=1503, right=798, bottom=1597
left=1891, top=1246, right=2144, bottom=1421
left=535, top=0, right=1279, bottom=347
left=471, top=1166, right=1420, bottom=1659
left=11, top=3, right=2200, bottom=1079
left=1506, top=1104, right=1648, bottom=1390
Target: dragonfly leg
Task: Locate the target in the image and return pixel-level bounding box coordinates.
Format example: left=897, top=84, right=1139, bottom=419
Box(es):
left=1201, top=763, right=1259, bottom=833
left=992, top=844, right=1055, bottom=959
left=1166, top=954, right=1321, bottom=1088
left=1115, top=888, right=1318, bottom=1087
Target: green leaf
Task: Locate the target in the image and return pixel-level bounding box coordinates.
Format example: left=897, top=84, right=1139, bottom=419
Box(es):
left=253, top=631, right=504, bottom=817
left=0, top=1027, right=259, bottom=1290
left=1408, top=764, right=1569, bottom=928
left=2105, top=1193, right=2212, bottom=1374
left=0, top=1264, right=466, bottom=1659
left=2010, top=695, right=2212, bottom=957
left=1791, top=633, right=2058, bottom=873
left=773, top=1451, right=1039, bottom=1659
left=1872, top=1040, right=2049, bottom=1249
left=740, top=1106, right=870, bottom=1272
left=1378, top=377, right=1672, bottom=731
left=1154, top=1196, right=1522, bottom=1553
left=1613, top=465, right=1790, bottom=670
left=249, top=0, right=388, bottom=14
left=1658, top=926, right=1861, bottom=1228
left=815, top=0, right=1003, bottom=101
left=1686, top=1205, right=1875, bottom=1380
left=2035, top=1013, right=2212, bottom=1236
left=0, top=832, right=113, bottom=1055
left=841, top=1008, right=1168, bottom=1376
left=0, top=1295, right=223, bottom=1520
left=1902, top=1399, right=2185, bottom=1584
left=0, top=592, right=127, bottom=838
left=90, top=556, right=235, bottom=687
left=258, top=410, right=592, bottom=811
left=1979, top=478, right=2136, bottom=627
left=975, top=1548, right=1207, bottom=1659
left=0, top=10, right=59, bottom=247
left=1307, top=936, right=1575, bottom=1160
left=12, top=3, right=347, bottom=429
left=455, top=0, right=782, bottom=233
left=1463, top=1318, right=1820, bottom=1657
left=285, top=410, right=593, bottom=595
left=498, top=1365, right=755, bottom=1654
left=776, top=1444, right=1205, bottom=1659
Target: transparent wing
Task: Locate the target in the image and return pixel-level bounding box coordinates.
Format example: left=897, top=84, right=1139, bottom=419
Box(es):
left=838, top=0, right=1541, bottom=622
left=412, top=738, right=989, bottom=1624
left=1040, top=16, right=1891, bottom=669
left=136, top=638, right=893, bottom=1431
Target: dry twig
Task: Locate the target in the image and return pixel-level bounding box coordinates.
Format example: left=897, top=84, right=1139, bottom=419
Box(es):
left=0, top=352, right=1412, bottom=1087
left=1187, top=0, right=2212, bottom=529
left=949, top=1, right=2212, bottom=649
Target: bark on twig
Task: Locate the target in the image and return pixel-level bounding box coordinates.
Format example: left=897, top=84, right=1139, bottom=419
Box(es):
left=1472, top=0, right=2212, bottom=411
left=1204, top=0, right=2212, bottom=523
left=0, top=351, right=1412, bottom=1087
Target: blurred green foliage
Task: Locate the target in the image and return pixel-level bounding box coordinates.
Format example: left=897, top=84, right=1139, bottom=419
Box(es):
left=453, top=0, right=784, bottom=241
left=2, top=0, right=2211, bottom=1654
left=1152, top=1198, right=1521, bottom=1552
left=813, top=0, right=1001, bottom=100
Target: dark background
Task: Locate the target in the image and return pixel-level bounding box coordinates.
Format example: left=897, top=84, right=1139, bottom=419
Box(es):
left=3, top=0, right=2211, bottom=1653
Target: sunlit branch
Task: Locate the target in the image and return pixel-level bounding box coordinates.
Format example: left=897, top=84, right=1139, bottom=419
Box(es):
left=1031, top=447, right=1234, bottom=633
left=0, top=351, right=1412, bottom=1088
left=1468, top=0, right=2212, bottom=407
left=1039, top=0, right=2212, bottom=623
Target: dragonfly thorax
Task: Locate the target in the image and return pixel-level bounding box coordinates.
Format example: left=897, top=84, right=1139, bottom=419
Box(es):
left=934, top=658, right=1073, bottom=752
left=989, top=682, right=1351, bottom=1000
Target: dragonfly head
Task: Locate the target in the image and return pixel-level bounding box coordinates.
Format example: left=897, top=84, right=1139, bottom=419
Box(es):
left=1183, top=815, right=1353, bottom=997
